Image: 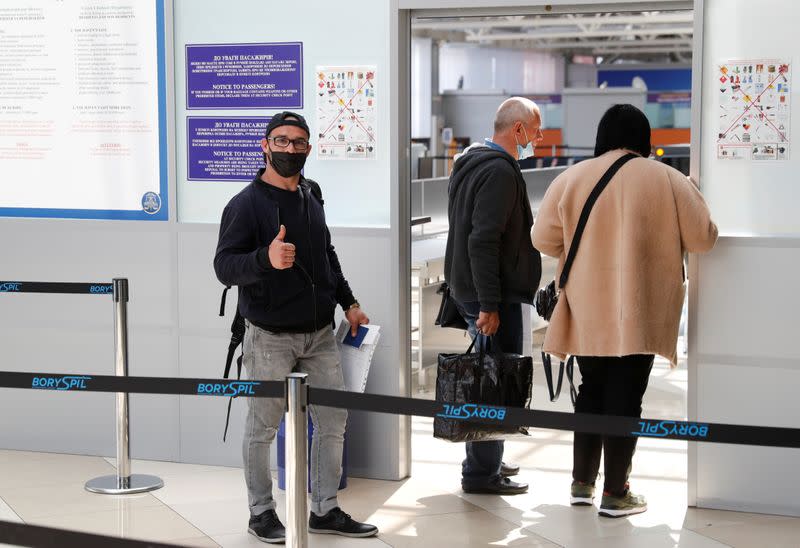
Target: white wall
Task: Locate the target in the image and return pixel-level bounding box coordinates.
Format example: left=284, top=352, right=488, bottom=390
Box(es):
left=175, top=0, right=392, bottom=227
left=412, top=37, right=433, bottom=139
left=0, top=0, right=409, bottom=482
left=689, top=0, right=800, bottom=516
left=699, top=0, right=800, bottom=235
left=439, top=43, right=565, bottom=94
left=567, top=63, right=597, bottom=88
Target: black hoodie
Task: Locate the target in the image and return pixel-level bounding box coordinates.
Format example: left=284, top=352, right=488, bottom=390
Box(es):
left=444, top=145, right=542, bottom=311
left=214, top=170, right=356, bottom=332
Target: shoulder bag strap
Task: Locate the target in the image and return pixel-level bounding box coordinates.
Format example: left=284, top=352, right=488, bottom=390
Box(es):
left=559, top=153, right=637, bottom=289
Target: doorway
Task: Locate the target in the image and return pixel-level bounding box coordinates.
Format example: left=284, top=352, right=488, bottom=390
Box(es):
left=401, top=3, right=699, bottom=542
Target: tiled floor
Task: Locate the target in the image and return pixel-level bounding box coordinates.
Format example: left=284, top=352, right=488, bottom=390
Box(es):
left=2, top=357, right=800, bottom=547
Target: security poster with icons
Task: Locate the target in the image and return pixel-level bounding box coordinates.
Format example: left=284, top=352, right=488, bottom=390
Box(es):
left=316, top=66, right=377, bottom=160
left=717, top=59, right=791, bottom=161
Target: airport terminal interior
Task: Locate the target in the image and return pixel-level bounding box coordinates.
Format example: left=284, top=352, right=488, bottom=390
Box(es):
left=1, top=1, right=800, bottom=547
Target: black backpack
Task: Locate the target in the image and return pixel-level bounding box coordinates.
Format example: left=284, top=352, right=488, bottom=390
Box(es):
left=218, top=179, right=324, bottom=441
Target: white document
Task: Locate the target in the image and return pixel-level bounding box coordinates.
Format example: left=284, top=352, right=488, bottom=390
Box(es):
left=335, top=321, right=381, bottom=393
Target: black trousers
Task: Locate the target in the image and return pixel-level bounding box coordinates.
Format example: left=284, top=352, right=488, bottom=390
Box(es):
left=572, top=354, right=654, bottom=495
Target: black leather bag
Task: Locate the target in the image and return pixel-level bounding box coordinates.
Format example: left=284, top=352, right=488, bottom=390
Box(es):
left=434, top=282, right=468, bottom=330
left=534, top=279, right=559, bottom=322
left=434, top=335, right=533, bottom=442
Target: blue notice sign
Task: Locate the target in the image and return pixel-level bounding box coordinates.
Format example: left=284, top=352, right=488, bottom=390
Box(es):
left=187, top=117, right=270, bottom=181
left=186, top=42, right=303, bottom=109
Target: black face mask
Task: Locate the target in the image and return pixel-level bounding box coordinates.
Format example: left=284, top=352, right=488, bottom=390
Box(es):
left=268, top=151, right=307, bottom=177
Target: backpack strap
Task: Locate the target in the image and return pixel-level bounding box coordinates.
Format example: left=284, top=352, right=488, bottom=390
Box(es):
left=222, top=351, right=244, bottom=442
left=223, top=310, right=246, bottom=379
left=301, top=177, right=324, bottom=206
left=222, top=310, right=246, bottom=442
left=221, top=183, right=267, bottom=441
left=219, top=285, right=231, bottom=316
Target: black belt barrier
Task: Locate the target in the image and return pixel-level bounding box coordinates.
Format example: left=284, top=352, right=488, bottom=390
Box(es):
left=0, top=370, right=284, bottom=399
left=0, top=281, right=114, bottom=295
left=1, top=370, right=799, bottom=449
left=0, top=519, right=182, bottom=548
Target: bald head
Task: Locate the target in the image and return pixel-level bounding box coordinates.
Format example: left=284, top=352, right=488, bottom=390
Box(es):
left=490, top=97, right=543, bottom=160
left=494, top=97, right=540, bottom=133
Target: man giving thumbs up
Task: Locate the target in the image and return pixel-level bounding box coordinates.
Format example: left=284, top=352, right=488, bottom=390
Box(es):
left=268, top=224, right=295, bottom=269
left=213, top=112, right=377, bottom=543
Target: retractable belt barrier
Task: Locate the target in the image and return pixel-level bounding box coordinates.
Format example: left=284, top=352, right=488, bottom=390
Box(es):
left=0, top=281, right=113, bottom=294
left=0, top=370, right=284, bottom=399
left=1, top=278, right=165, bottom=496
left=2, top=370, right=799, bottom=449
left=0, top=519, right=183, bottom=548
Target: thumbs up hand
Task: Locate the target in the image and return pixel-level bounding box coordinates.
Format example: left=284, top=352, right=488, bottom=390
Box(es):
left=268, top=225, right=296, bottom=270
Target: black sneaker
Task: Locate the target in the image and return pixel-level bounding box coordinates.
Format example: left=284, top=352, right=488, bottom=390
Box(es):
left=309, top=507, right=378, bottom=538
left=248, top=509, right=286, bottom=544
left=462, top=476, right=529, bottom=495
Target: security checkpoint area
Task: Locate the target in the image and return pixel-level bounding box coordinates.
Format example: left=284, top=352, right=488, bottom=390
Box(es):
left=3, top=1, right=800, bottom=547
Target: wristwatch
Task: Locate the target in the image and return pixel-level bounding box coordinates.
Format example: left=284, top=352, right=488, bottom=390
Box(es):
left=348, top=302, right=360, bottom=311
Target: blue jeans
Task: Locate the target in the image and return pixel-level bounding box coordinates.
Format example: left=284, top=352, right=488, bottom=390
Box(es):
left=455, top=301, right=523, bottom=486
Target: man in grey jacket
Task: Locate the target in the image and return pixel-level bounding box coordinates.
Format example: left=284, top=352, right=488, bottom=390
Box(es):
left=444, top=97, right=543, bottom=495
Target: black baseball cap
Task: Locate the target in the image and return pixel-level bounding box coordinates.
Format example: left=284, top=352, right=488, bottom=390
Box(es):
left=265, top=111, right=310, bottom=138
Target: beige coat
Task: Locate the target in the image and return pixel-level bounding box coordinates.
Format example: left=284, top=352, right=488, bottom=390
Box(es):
left=531, top=149, right=718, bottom=366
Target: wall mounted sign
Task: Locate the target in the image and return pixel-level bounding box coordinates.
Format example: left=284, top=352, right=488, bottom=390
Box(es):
left=187, top=117, right=270, bottom=182
left=0, top=0, right=168, bottom=220
left=717, top=59, right=791, bottom=160
left=186, top=42, right=303, bottom=110
left=316, top=66, right=377, bottom=160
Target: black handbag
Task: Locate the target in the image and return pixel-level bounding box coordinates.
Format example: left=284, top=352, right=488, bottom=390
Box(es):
left=434, top=282, right=468, bottom=330
left=434, top=335, right=533, bottom=442
left=535, top=153, right=637, bottom=405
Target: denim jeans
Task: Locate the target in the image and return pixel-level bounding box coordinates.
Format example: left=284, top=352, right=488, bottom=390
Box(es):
left=455, top=300, right=523, bottom=486
left=242, top=322, right=347, bottom=516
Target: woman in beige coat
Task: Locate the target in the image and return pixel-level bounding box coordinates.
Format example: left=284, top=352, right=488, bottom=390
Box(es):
left=531, top=104, right=717, bottom=518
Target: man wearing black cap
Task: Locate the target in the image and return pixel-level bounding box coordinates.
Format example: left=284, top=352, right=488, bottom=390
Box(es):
left=214, top=112, right=377, bottom=543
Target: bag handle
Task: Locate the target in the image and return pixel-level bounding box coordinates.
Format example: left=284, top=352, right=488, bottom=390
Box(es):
left=542, top=352, right=577, bottom=408
left=542, top=351, right=564, bottom=401
left=559, top=153, right=637, bottom=289
left=465, top=333, right=505, bottom=359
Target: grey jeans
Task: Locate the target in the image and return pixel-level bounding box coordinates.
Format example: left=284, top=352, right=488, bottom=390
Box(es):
left=242, top=321, right=347, bottom=516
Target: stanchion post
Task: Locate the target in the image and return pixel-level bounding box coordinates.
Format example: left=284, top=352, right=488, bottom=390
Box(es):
left=114, top=277, right=131, bottom=481
left=85, top=278, right=163, bottom=495
left=285, top=373, right=309, bottom=548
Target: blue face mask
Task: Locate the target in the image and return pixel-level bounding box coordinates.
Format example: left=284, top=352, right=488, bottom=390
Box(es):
left=515, top=125, right=534, bottom=161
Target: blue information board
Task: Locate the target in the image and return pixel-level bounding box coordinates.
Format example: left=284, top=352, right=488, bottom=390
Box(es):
left=187, top=117, right=270, bottom=182
left=185, top=42, right=303, bottom=110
